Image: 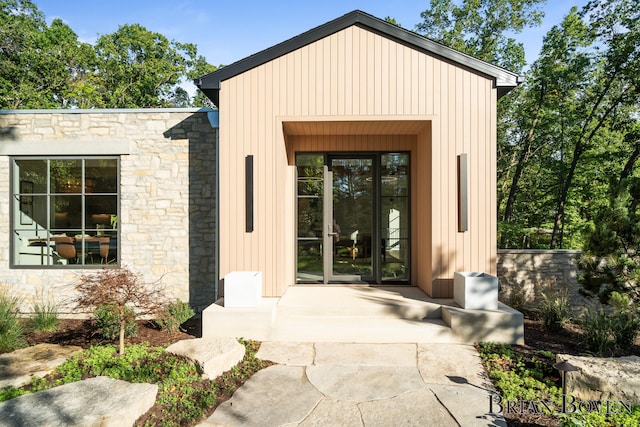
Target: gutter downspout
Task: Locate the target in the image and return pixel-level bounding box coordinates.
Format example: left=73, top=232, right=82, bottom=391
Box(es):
left=205, top=109, right=220, bottom=302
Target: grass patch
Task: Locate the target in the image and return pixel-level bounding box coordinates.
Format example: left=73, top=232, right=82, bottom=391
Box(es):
left=0, top=339, right=273, bottom=426
left=0, top=286, right=26, bottom=353
left=29, top=289, right=59, bottom=333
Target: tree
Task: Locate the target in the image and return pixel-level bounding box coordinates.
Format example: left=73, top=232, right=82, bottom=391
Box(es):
left=74, top=267, right=166, bottom=355
left=548, top=0, right=640, bottom=247
left=0, top=0, right=94, bottom=108
left=416, top=0, right=545, bottom=72
left=1, top=1, right=216, bottom=109
left=92, top=24, right=199, bottom=108
left=579, top=178, right=640, bottom=306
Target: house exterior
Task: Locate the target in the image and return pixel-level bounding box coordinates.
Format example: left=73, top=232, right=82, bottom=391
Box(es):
left=0, top=10, right=520, bottom=313
left=0, top=109, right=218, bottom=312
left=196, top=10, right=520, bottom=299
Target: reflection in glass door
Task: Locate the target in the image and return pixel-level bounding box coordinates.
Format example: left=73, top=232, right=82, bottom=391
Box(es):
left=327, top=157, right=374, bottom=281
left=296, top=152, right=410, bottom=283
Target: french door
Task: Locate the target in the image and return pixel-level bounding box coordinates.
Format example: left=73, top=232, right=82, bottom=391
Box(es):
left=296, top=153, right=409, bottom=284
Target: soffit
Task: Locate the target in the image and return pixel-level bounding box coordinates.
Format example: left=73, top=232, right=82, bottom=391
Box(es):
left=282, top=120, right=429, bottom=136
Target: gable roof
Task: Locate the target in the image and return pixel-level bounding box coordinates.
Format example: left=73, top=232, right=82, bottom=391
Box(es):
left=195, top=10, right=523, bottom=106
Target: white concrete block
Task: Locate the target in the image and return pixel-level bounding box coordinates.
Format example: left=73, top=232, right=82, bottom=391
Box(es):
left=453, top=272, right=498, bottom=310
left=224, top=271, right=262, bottom=308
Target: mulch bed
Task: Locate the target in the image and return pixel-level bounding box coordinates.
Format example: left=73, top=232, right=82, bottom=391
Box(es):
left=25, top=317, right=200, bottom=349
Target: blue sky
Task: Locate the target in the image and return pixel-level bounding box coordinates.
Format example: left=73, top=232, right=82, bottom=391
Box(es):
left=36, top=0, right=587, bottom=70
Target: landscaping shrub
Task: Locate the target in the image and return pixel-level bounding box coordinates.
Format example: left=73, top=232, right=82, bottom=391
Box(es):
left=580, top=292, right=640, bottom=355
left=609, top=291, right=640, bottom=349
left=156, top=299, right=194, bottom=333
left=75, top=267, right=165, bottom=354
left=94, top=304, right=138, bottom=341
left=30, top=288, right=59, bottom=333
left=538, top=286, right=571, bottom=332
left=0, top=286, right=26, bottom=353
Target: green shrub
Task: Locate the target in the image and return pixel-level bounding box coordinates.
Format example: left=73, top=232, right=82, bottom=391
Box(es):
left=609, top=292, right=640, bottom=349
left=580, top=292, right=640, bottom=355
left=30, top=289, right=59, bottom=332
left=156, top=299, right=195, bottom=333
left=538, top=287, right=571, bottom=332
left=580, top=309, right=616, bottom=355
left=0, top=286, right=26, bottom=353
left=93, top=304, right=138, bottom=340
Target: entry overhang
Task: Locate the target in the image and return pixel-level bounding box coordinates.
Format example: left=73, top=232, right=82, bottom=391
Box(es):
left=282, top=119, right=431, bottom=137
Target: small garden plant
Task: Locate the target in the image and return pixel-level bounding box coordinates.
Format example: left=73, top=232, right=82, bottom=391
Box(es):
left=0, top=285, right=26, bottom=353
left=156, top=299, right=195, bottom=333
left=74, top=267, right=166, bottom=354
left=29, top=288, right=59, bottom=333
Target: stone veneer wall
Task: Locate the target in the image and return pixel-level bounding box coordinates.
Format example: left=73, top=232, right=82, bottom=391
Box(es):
left=496, top=249, right=592, bottom=314
left=0, top=109, right=217, bottom=314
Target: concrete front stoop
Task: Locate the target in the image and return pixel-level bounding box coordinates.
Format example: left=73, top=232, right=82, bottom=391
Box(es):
left=202, top=286, right=524, bottom=344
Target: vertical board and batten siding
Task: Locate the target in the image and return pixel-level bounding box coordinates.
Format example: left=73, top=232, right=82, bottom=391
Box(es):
left=219, top=25, right=497, bottom=297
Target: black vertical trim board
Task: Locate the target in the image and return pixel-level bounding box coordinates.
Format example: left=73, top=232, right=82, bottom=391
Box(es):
left=246, top=155, right=254, bottom=232
left=458, top=154, right=468, bottom=232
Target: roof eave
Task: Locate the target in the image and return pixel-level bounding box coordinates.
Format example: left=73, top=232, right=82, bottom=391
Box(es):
left=196, top=10, right=523, bottom=100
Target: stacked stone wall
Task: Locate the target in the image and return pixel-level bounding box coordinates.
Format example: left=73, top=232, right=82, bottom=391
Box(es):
left=496, top=249, right=592, bottom=315
left=0, top=109, right=217, bottom=314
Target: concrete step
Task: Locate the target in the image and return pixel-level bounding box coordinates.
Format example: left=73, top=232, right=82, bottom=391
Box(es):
left=275, top=286, right=446, bottom=320
left=442, top=303, right=524, bottom=345
left=202, top=286, right=524, bottom=345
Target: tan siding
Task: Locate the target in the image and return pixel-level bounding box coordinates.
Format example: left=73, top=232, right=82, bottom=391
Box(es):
left=219, top=26, right=499, bottom=297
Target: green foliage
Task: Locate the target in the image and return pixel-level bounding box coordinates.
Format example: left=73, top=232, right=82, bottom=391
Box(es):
left=0, top=0, right=215, bottom=109
left=580, top=292, right=640, bottom=355
left=416, top=0, right=545, bottom=72
left=560, top=403, right=640, bottom=427
left=477, top=342, right=560, bottom=404
left=538, top=286, right=571, bottom=332
left=93, top=304, right=138, bottom=341
left=29, top=289, right=59, bottom=333
left=579, top=178, right=640, bottom=305
left=0, top=340, right=272, bottom=426
left=0, top=286, right=26, bottom=353
left=156, top=299, right=194, bottom=333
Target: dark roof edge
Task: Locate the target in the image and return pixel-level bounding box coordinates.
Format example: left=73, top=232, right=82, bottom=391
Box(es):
left=195, top=10, right=522, bottom=99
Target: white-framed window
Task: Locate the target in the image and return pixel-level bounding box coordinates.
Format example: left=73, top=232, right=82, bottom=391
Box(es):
left=11, top=157, right=119, bottom=267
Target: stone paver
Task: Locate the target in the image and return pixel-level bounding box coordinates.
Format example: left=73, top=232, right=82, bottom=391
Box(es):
left=256, top=341, right=315, bottom=365
left=166, top=337, right=245, bottom=379
left=298, top=398, right=363, bottom=427
left=0, top=376, right=157, bottom=427
left=314, top=343, right=416, bottom=366
left=199, top=341, right=508, bottom=427
left=358, top=389, right=457, bottom=427
left=306, top=365, right=426, bottom=401
left=417, top=343, right=489, bottom=388
left=430, top=384, right=507, bottom=427
left=205, top=365, right=323, bottom=427
left=0, top=343, right=82, bottom=388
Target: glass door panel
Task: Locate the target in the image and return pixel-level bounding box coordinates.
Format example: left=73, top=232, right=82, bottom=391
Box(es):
left=329, top=157, right=374, bottom=281
left=296, top=152, right=410, bottom=284
left=380, top=153, right=410, bottom=281
left=296, top=154, right=325, bottom=282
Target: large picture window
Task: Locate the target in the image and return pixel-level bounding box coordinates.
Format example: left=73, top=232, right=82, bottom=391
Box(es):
left=11, top=157, right=119, bottom=267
